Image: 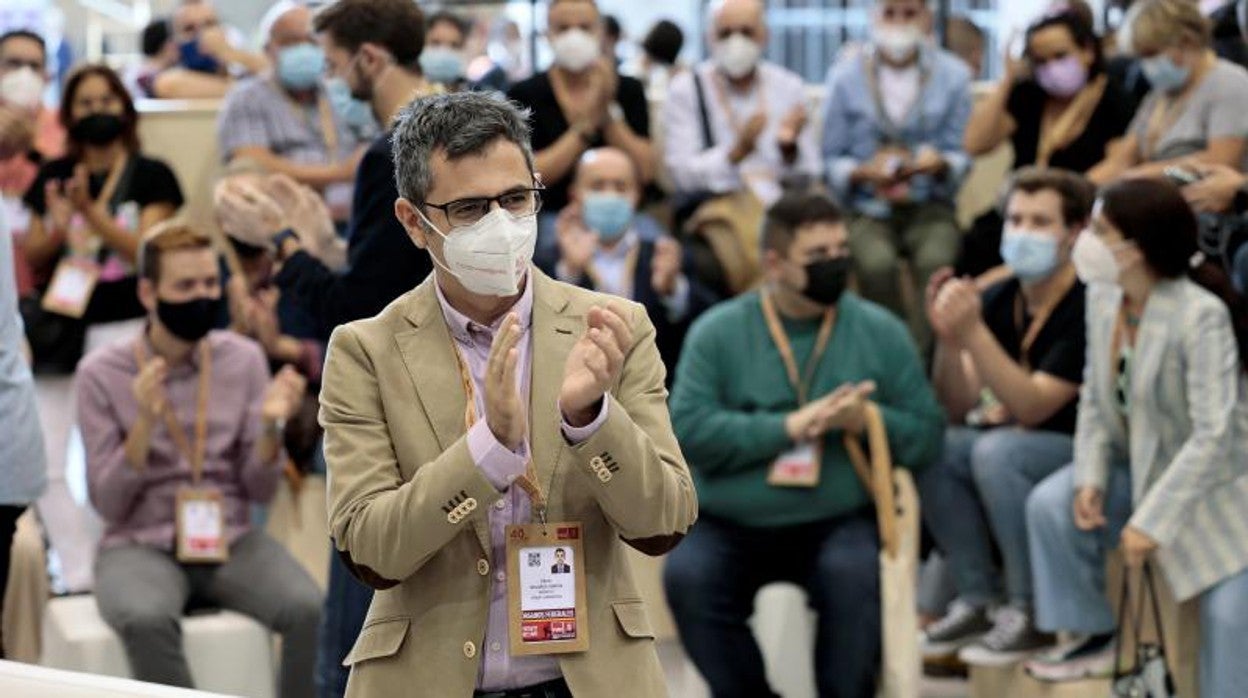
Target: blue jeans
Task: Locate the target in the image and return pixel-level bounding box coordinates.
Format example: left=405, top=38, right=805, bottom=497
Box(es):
left=314, top=549, right=374, bottom=698
left=920, top=427, right=1072, bottom=607
left=663, top=513, right=880, bottom=698
left=1028, top=464, right=1248, bottom=698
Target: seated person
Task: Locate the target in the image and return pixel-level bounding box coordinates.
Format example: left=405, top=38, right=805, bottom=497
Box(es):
left=75, top=222, right=320, bottom=697
left=920, top=167, right=1092, bottom=666
left=536, top=147, right=717, bottom=378
left=506, top=0, right=654, bottom=252
left=821, top=0, right=972, bottom=352
left=421, top=11, right=472, bottom=90
left=216, top=1, right=368, bottom=223
left=150, top=0, right=269, bottom=99
left=1088, top=0, right=1248, bottom=184
left=959, top=10, right=1134, bottom=276
left=217, top=174, right=328, bottom=385
left=1024, top=179, right=1248, bottom=694
left=662, top=0, right=819, bottom=209
left=0, top=30, right=65, bottom=201
left=23, top=64, right=184, bottom=367
left=665, top=191, right=944, bottom=698
left=128, top=18, right=180, bottom=100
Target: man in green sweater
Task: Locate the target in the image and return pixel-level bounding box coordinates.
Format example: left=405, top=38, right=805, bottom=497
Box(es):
left=665, top=191, right=944, bottom=698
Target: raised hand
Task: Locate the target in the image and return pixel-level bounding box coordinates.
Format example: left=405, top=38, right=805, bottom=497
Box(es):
left=484, top=313, right=527, bottom=451
left=556, top=204, right=598, bottom=277
left=730, top=111, right=767, bottom=163
left=932, top=277, right=982, bottom=341
left=924, top=266, right=957, bottom=342
left=132, top=357, right=169, bottom=420
left=44, top=179, right=74, bottom=233
left=776, top=103, right=808, bottom=148
left=560, top=304, right=632, bottom=426
left=262, top=365, right=307, bottom=423
left=214, top=178, right=288, bottom=248
left=650, top=237, right=682, bottom=297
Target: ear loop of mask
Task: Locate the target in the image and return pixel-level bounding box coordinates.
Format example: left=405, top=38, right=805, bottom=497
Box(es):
left=413, top=205, right=459, bottom=278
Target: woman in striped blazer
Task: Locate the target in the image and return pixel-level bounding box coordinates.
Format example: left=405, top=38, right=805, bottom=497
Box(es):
left=1022, top=178, right=1248, bottom=695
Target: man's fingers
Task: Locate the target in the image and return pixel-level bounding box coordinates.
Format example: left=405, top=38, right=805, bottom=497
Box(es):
left=587, top=327, right=625, bottom=370
left=486, top=314, right=520, bottom=382
left=594, top=303, right=633, bottom=350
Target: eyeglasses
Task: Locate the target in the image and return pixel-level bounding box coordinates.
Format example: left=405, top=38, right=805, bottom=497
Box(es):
left=423, top=187, right=544, bottom=229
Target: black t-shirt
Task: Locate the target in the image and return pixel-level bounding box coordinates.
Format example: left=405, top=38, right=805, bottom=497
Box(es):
left=23, top=154, right=184, bottom=323
left=981, top=277, right=1086, bottom=434
left=506, top=71, right=650, bottom=212
left=1007, top=77, right=1135, bottom=174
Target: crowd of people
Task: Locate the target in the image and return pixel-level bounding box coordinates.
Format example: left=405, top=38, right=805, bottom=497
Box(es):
left=1, top=0, right=1247, bottom=697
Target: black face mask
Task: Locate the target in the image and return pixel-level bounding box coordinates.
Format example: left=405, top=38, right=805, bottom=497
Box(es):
left=156, top=297, right=221, bottom=342
left=800, top=256, right=851, bottom=306
left=70, top=113, right=126, bottom=146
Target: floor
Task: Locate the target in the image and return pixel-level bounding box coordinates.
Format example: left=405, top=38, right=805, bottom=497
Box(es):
left=657, top=640, right=970, bottom=698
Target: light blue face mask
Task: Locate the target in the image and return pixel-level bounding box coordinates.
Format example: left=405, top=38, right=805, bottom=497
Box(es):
left=582, top=192, right=635, bottom=242
left=420, top=47, right=466, bottom=85
left=325, top=77, right=376, bottom=129
left=1000, top=227, right=1061, bottom=282
left=1140, top=54, right=1191, bottom=93
left=276, top=43, right=325, bottom=91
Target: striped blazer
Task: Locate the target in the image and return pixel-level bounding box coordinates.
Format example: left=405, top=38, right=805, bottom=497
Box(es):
left=1073, top=278, right=1248, bottom=601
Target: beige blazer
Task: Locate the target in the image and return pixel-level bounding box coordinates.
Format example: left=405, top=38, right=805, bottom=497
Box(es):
left=1074, top=279, right=1248, bottom=601
left=319, top=269, right=697, bottom=697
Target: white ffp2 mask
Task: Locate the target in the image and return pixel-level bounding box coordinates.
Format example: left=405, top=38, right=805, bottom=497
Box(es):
left=418, top=207, right=538, bottom=297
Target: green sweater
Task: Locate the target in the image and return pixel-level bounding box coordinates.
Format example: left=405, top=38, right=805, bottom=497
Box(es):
left=670, top=291, right=945, bottom=528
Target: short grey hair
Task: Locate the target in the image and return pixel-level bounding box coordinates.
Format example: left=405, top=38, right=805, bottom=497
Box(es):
left=391, top=91, right=535, bottom=205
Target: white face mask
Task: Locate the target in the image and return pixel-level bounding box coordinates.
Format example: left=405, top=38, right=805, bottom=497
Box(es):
left=713, top=33, right=762, bottom=80
left=0, top=67, right=44, bottom=110
left=551, top=29, right=600, bottom=73
left=1071, top=230, right=1121, bottom=286
left=874, top=23, right=923, bottom=62
left=418, top=206, right=538, bottom=297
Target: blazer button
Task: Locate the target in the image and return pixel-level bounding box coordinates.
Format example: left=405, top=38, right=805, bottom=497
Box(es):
left=448, top=511, right=460, bottom=524
left=477, top=558, right=490, bottom=576
left=598, top=469, right=612, bottom=483
left=463, top=641, right=477, bottom=658
left=465, top=498, right=478, bottom=511
left=590, top=456, right=605, bottom=470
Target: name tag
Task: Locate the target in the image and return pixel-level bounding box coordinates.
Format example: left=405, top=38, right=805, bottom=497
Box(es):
left=175, top=488, right=228, bottom=564
left=505, top=521, right=589, bottom=656
left=767, top=442, right=821, bottom=488
left=41, top=257, right=100, bottom=319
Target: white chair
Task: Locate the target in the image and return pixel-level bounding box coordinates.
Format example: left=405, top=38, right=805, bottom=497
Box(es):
left=40, top=596, right=275, bottom=698
left=0, top=659, right=238, bottom=698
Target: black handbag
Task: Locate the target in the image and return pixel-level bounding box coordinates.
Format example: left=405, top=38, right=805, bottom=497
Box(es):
left=1111, top=562, right=1178, bottom=698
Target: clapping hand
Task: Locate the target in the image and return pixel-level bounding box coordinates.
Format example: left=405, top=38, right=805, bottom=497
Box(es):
left=44, top=179, right=75, bottom=233
left=556, top=204, right=598, bottom=277
left=650, top=237, right=683, bottom=297
left=560, top=304, right=633, bottom=427
left=214, top=178, right=288, bottom=248
left=931, top=276, right=982, bottom=342
left=485, top=313, right=527, bottom=451
left=266, top=174, right=337, bottom=257
left=0, top=104, right=33, bottom=160
left=776, top=103, right=807, bottom=149
left=261, top=365, right=307, bottom=423
left=784, top=381, right=877, bottom=441
left=131, top=357, right=169, bottom=420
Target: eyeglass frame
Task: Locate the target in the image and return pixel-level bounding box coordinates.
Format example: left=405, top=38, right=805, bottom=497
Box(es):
left=421, top=185, right=545, bottom=230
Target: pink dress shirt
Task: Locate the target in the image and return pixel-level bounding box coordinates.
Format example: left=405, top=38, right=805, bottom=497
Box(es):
left=75, top=330, right=285, bottom=551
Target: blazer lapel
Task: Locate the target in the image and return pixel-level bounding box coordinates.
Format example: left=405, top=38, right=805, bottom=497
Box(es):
left=529, top=272, right=580, bottom=519
left=1129, top=282, right=1179, bottom=490
left=394, top=278, right=490, bottom=555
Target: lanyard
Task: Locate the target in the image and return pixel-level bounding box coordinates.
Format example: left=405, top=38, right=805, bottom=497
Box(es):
left=1012, top=265, right=1077, bottom=371
left=278, top=81, right=340, bottom=161
left=133, top=340, right=212, bottom=484
left=760, top=290, right=835, bottom=405
left=450, top=338, right=547, bottom=521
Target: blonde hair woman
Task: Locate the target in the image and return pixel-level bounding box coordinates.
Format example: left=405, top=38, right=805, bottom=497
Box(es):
left=1087, top=0, right=1248, bottom=184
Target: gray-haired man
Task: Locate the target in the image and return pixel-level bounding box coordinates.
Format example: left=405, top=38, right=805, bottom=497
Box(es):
left=319, top=90, right=697, bottom=697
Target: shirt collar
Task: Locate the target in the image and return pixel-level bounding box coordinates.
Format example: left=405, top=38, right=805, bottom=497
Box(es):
left=434, top=269, right=536, bottom=345
left=139, top=324, right=210, bottom=372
